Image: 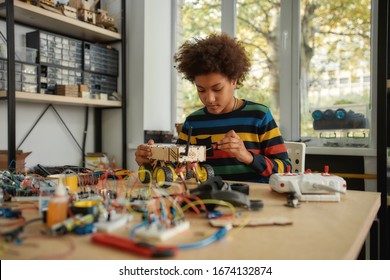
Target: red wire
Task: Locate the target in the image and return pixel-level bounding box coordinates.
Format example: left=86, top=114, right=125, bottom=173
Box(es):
left=0, top=216, right=26, bottom=227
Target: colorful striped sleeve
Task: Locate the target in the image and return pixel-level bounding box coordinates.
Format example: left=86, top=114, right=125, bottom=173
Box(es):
left=177, top=102, right=291, bottom=183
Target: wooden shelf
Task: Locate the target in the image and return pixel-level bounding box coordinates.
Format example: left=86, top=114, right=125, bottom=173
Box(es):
left=0, top=1, right=121, bottom=42
left=1, top=0, right=127, bottom=167
left=0, top=91, right=122, bottom=108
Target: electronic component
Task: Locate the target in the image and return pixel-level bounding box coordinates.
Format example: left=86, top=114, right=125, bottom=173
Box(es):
left=138, top=127, right=215, bottom=187
left=51, top=216, right=78, bottom=235
left=134, top=220, right=190, bottom=241
left=30, top=164, right=92, bottom=177
left=50, top=214, right=94, bottom=235
left=94, top=213, right=132, bottom=232
left=285, top=192, right=300, bottom=208
left=269, top=167, right=347, bottom=201
left=74, top=223, right=95, bottom=235
left=129, top=198, right=149, bottom=213
left=0, top=208, right=22, bottom=218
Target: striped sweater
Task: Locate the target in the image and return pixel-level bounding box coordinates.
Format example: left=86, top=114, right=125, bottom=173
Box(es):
left=177, top=100, right=291, bottom=183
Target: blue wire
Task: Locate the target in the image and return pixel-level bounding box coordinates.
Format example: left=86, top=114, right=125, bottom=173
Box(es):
left=178, top=225, right=230, bottom=250
left=129, top=220, right=231, bottom=251
left=129, top=220, right=149, bottom=239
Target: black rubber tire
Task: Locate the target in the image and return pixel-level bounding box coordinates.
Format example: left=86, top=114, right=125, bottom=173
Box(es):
left=156, top=166, right=174, bottom=188
left=138, top=163, right=153, bottom=183
left=198, top=164, right=215, bottom=182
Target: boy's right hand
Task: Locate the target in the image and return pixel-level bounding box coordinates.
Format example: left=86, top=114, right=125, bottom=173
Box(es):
left=135, top=139, right=155, bottom=166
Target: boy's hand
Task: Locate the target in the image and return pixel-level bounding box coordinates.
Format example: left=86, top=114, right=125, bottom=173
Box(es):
left=135, top=139, right=154, bottom=165
left=217, top=130, right=253, bottom=165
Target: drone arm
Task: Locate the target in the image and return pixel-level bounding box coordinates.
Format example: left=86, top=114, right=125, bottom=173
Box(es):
left=290, top=181, right=303, bottom=196
left=312, top=183, right=346, bottom=194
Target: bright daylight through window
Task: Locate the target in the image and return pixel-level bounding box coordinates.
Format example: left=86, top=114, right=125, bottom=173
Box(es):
left=175, top=0, right=372, bottom=149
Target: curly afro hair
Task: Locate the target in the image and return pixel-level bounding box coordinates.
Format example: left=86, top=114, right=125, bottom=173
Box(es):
left=174, top=33, right=251, bottom=88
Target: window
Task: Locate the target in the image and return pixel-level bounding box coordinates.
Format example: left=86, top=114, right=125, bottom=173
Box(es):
left=175, top=0, right=221, bottom=123
left=236, top=0, right=281, bottom=119
left=299, top=0, right=372, bottom=148
left=174, top=0, right=375, bottom=149
left=175, top=0, right=282, bottom=122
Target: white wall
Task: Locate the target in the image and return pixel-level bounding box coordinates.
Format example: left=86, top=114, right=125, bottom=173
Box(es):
left=0, top=24, right=95, bottom=169
left=126, top=0, right=173, bottom=171
left=144, top=0, right=172, bottom=131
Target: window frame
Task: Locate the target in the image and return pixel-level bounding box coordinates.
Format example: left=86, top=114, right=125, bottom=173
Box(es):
left=171, top=0, right=378, bottom=154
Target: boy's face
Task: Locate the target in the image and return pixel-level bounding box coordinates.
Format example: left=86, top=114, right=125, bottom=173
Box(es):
left=194, top=72, right=237, bottom=115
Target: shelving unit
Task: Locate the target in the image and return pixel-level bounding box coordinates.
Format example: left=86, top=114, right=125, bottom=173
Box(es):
left=0, top=0, right=127, bottom=169
left=0, top=1, right=121, bottom=42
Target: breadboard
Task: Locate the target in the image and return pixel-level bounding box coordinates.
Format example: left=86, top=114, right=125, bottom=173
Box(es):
left=135, top=221, right=190, bottom=241
left=12, top=196, right=40, bottom=201
left=94, top=214, right=132, bottom=232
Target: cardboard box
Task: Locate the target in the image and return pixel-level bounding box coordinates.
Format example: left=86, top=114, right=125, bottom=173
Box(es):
left=0, top=150, right=32, bottom=172
left=79, top=84, right=89, bottom=93
left=55, top=84, right=79, bottom=97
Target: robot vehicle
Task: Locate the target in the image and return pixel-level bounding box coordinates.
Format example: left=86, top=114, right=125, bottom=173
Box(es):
left=269, top=166, right=347, bottom=202
left=138, top=141, right=214, bottom=188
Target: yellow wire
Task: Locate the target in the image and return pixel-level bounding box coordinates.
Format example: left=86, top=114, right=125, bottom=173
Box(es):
left=228, top=212, right=251, bottom=237
left=0, top=241, right=8, bottom=257
left=179, top=198, right=258, bottom=238
left=180, top=198, right=236, bottom=218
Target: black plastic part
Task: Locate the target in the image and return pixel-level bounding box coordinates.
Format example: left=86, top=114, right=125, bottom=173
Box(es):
left=229, top=183, right=249, bottom=195
left=151, top=249, right=176, bottom=258
left=211, top=190, right=250, bottom=208
left=189, top=177, right=260, bottom=211
left=249, top=199, right=264, bottom=211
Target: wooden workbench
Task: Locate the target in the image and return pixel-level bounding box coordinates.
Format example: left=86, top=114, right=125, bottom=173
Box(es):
left=0, top=182, right=380, bottom=260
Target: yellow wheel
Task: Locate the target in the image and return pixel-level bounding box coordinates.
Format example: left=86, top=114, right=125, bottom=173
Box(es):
left=138, top=163, right=153, bottom=183
left=167, top=165, right=178, bottom=182
left=156, top=166, right=174, bottom=188
left=197, top=164, right=214, bottom=182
